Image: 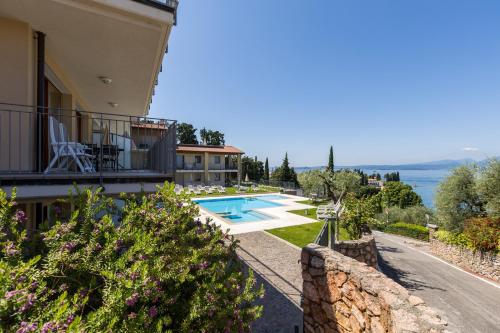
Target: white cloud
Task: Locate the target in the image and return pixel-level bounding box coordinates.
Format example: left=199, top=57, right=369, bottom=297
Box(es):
left=462, top=147, right=479, bottom=152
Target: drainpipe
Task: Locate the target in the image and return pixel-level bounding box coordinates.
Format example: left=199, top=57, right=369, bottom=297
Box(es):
left=35, top=31, right=45, bottom=172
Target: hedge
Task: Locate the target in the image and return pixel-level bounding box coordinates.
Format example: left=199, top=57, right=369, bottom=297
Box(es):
left=384, top=222, right=429, bottom=241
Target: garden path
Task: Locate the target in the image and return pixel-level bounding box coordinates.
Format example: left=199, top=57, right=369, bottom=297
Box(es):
left=236, top=231, right=303, bottom=333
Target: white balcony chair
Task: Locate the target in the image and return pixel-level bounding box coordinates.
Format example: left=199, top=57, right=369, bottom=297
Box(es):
left=44, top=116, right=95, bottom=174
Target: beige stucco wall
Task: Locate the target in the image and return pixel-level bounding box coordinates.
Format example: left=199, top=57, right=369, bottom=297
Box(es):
left=0, top=18, right=35, bottom=171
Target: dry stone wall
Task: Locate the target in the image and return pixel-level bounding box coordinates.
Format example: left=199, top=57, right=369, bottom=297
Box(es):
left=334, top=234, right=378, bottom=268
left=429, top=238, right=499, bottom=282
left=301, top=244, right=448, bottom=333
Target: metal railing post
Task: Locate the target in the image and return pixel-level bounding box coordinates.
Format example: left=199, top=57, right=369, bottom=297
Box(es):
left=99, top=113, right=103, bottom=187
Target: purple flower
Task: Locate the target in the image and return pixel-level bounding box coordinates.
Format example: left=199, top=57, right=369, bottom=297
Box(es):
left=125, top=293, right=139, bottom=307
left=79, top=289, right=88, bottom=298
left=53, top=206, right=62, bottom=216
left=114, top=239, right=124, bottom=252
left=41, top=322, right=56, bottom=333
left=16, top=322, right=36, bottom=333
left=29, top=282, right=38, bottom=291
left=94, top=243, right=102, bottom=251
left=197, top=261, right=209, bottom=270
left=15, top=210, right=27, bottom=224
left=5, top=289, right=22, bottom=299
left=19, top=293, right=35, bottom=312
left=128, top=312, right=137, bottom=319
left=62, top=242, right=76, bottom=252
left=148, top=306, right=158, bottom=318
left=4, top=242, right=20, bottom=257
left=59, top=284, right=69, bottom=292
left=66, top=314, right=75, bottom=324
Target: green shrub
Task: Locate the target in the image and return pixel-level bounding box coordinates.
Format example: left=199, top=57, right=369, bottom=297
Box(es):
left=463, top=217, right=500, bottom=252
left=0, top=185, right=263, bottom=332
left=384, top=222, right=429, bottom=241
left=433, top=230, right=472, bottom=248
left=376, top=206, right=434, bottom=226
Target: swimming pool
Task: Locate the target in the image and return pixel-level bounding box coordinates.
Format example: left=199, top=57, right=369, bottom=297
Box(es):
left=255, top=194, right=289, bottom=200
left=194, top=197, right=283, bottom=222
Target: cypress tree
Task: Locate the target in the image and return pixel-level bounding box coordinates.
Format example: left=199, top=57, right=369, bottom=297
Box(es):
left=281, top=153, right=292, bottom=181
left=264, top=158, right=270, bottom=181
left=327, top=146, right=334, bottom=174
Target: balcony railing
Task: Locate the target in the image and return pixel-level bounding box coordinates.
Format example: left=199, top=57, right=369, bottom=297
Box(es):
left=0, top=103, right=176, bottom=183
left=176, top=163, right=203, bottom=171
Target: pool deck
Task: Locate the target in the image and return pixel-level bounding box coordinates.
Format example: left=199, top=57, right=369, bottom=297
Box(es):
left=193, top=193, right=318, bottom=234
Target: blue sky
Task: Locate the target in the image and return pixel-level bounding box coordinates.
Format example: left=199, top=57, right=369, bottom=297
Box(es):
left=149, top=0, right=500, bottom=167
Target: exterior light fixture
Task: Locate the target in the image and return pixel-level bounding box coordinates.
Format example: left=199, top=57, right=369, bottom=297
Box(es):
left=108, top=102, right=118, bottom=108
left=98, top=76, right=112, bottom=84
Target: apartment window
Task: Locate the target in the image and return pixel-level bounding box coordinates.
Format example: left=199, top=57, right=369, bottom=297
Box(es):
left=213, top=173, right=221, bottom=181
left=195, top=155, right=202, bottom=164
left=194, top=173, right=202, bottom=182
left=214, top=156, right=221, bottom=164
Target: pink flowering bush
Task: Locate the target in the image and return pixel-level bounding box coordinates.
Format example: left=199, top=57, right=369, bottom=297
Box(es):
left=0, top=185, right=263, bottom=332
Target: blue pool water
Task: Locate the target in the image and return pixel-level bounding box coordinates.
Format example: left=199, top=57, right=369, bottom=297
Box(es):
left=194, top=197, right=283, bottom=222
left=255, top=195, right=289, bottom=200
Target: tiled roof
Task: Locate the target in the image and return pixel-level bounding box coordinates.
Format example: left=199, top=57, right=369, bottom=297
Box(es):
left=176, top=144, right=244, bottom=154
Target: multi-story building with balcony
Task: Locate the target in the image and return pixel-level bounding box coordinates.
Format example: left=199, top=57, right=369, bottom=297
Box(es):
left=175, top=144, right=243, bottom=186
left=0, top=0, right=179, bottom=230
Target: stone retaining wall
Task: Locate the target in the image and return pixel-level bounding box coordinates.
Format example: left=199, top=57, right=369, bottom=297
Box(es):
left=301, top=244, right=448, bottom=333
left=429, top=238, right=499, bottom=282
left=335, top=234, right=378, bottom=268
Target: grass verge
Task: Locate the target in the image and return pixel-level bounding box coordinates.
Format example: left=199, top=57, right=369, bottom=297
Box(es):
left=265, top=208, right=351, bottom=248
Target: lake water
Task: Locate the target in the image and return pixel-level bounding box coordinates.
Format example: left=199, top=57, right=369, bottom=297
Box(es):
left=359, top=168, right=451, bottom=209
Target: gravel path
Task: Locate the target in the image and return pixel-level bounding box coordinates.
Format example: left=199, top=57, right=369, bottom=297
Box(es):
left=236, top=231, right=303, bottom=333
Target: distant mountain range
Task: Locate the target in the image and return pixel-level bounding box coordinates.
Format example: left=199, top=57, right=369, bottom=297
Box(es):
left=294, top=158, right=494, bottom=173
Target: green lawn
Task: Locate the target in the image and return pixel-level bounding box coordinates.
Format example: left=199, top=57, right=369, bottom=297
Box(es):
left=193, top=186, right=280, bottom=198
left=296, top=199, right=332, bottom=207
left=265, top=208, right=351, bottom=247
left=267, top=222, right=325, bottom=248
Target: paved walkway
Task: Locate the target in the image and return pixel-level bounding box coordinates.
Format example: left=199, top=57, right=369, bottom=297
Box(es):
left=236, top=231, right=303, bottom=333
left=374, top=231, right=500, bottom=333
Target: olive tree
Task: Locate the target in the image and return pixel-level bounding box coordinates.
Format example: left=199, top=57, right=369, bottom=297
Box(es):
left=476, top=159, right=500, bottom=218
left=297, top=170, right=325, bottom=197
left=435, top=166, right=484, bottom=232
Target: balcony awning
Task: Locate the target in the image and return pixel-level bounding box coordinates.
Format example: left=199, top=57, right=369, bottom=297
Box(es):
left=0, top=0, right=175, bottom=116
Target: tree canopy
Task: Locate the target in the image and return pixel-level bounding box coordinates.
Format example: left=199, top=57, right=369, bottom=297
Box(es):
left=241, top=156, right=264, bottom=182
left=176, top=123, right=198, bottom=144
left=200, top=128, right=225, bottom=146
left=435, top=166, right=484, bottom=232
left=381, top=181, right=423, bottom=209
left=476, top=159, right=500, bottom=218
left=271, top=153, right=298, bottom=185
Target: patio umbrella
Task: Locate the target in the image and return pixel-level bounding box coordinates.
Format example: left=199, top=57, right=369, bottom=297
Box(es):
left=245, top=173, right=249, bottom=182
left=103, top=124, right=112, bottom=145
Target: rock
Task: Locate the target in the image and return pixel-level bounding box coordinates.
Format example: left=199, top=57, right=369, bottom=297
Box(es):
left=350, top=304, right=365, bottom=329
left=301, top=250, right=310, bottom=265
left=311, top=302, right=328, bottom=325
left=334, top=271, right=348, bottom=287
left=304, top=281, right=320, bottom=303
left=349, top=314, right=362, bottom=333
left=321, top=301, right=336, bottom=320
left=311, top=256, right=325, bottom=268
left=371, top=317, right=385, bottom=333
left=310, top=267, right=325, bottom=276
left=408, top=295, right=425, bottom=306
left=303, top=271, right=313, bottom=282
